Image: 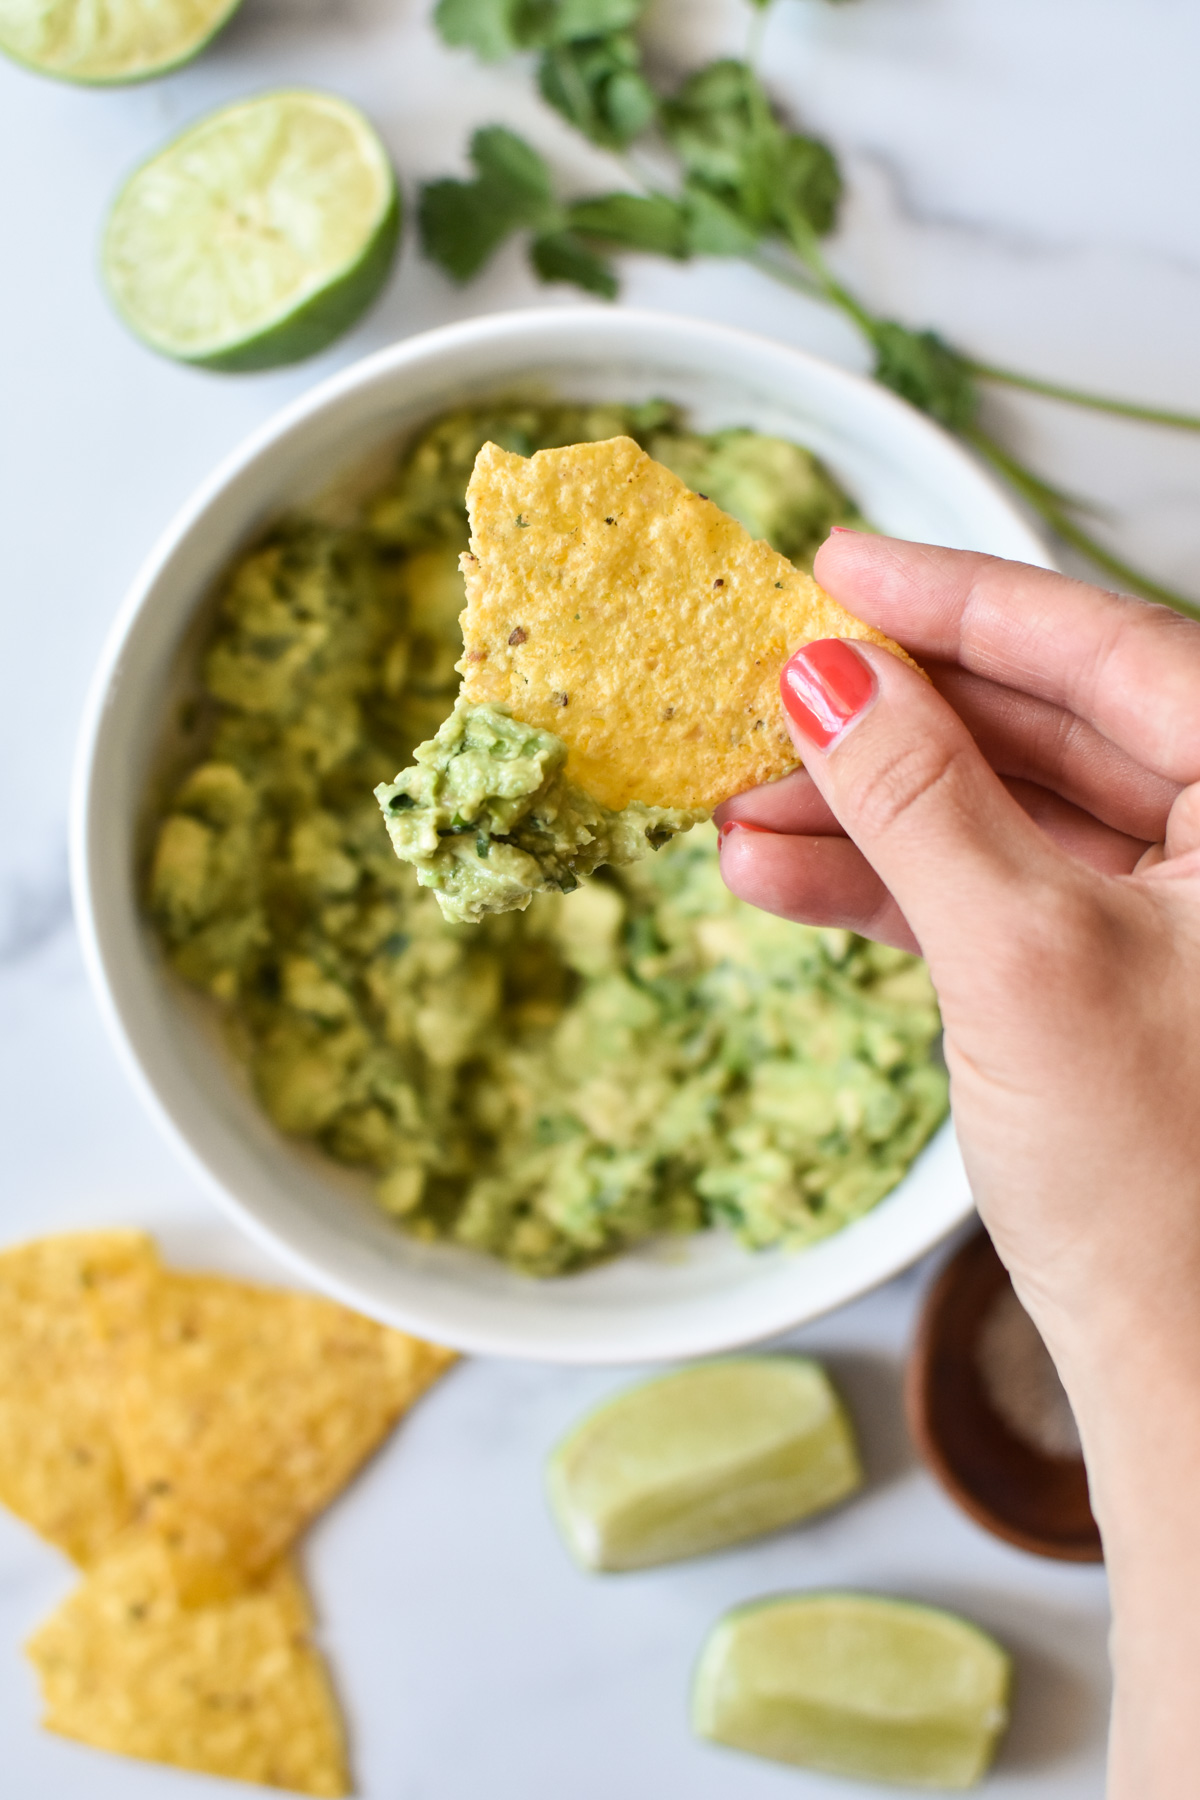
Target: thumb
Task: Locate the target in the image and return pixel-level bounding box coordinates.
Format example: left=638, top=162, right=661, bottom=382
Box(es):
left=779, top=638, right=1062, bottom=954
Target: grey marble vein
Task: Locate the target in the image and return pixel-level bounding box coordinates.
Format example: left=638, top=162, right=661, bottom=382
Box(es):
left=0, top=854, right=72, bottom=968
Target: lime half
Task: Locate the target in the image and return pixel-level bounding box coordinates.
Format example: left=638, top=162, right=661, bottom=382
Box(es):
left=693, top=1592, right=1012, bottom=1790
left=0, top=0, right=242, bottom=84
left=547, top=1357, right=862, bottom=1572
left=102, top=91, right=401, bottom=372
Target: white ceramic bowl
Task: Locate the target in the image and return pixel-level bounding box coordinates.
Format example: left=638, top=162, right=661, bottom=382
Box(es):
left=71, top=307, right=1048, bottom=1364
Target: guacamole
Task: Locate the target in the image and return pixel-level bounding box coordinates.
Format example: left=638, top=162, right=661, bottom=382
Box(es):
left=147, top=399, right=946, bottom=1276
left=376, top=701, right=705, bottom=924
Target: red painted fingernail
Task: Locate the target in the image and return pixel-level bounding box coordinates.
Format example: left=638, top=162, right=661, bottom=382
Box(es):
left=718, top=820, right=771, bottom=846
left=780, top=639, right=877, bottom=750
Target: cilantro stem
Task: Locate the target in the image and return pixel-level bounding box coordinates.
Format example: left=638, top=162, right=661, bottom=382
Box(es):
left=545, top=43, right=596, bottom=140
left=740, top=225, right=1200, bottom=613
left=966, top=427, right=1200, bottom=618
left=968, top=362, right=1200, bottom=433
left=746, top=244, right=826, bottom=302
left=777, top=209, right=877, bottom=334
left=426, top=1, right=1200, bottom=617
left=745, top=1, right=771, bottom=71
left=619, top=146, right=663, bottom=193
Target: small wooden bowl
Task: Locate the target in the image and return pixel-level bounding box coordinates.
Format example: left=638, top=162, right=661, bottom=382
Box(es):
left=906, top=1228, right=1102, bottom=1562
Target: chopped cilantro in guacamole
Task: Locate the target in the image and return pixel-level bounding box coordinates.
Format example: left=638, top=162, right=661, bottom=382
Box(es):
left=146, top=399, right=946, bottom=1276
left=375, top=701, right=705, bottom=924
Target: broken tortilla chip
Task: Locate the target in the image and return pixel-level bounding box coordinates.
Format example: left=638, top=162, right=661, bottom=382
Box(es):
left=92, top=1268, right=456, bottom=1602
left=458, top=435, right=917, bottom=810
left=0, top=1231, right=159, bottom=1565
left=26, top=1535, right=349, bottom=1796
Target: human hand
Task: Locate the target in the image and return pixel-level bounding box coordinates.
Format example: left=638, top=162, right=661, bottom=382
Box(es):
left=716, top=532, right=1200, bottom=1343
left=716, top=533, right=1200, bottom=1796
left=717, top=534, right=1200, bottom=1795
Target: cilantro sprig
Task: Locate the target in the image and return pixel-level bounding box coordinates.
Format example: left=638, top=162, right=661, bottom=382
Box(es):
left=434, top=0, right=655, bottom=146
left=423, top=0, right=1200, bottom=614
left=419, top=126, right=618, bottom=293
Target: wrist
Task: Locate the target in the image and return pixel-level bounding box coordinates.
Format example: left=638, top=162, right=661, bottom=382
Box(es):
left=1038, top=1296, right=1200, bottom=1545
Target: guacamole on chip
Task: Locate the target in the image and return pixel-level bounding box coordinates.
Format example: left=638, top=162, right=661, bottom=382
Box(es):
left=147, top=400, right=947, bottom=1276
left=376, top=700, right=705, bottom=924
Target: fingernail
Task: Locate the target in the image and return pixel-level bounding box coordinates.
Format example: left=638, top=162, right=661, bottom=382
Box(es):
left=718, top=820, right=771, bottom=847
left=780, top=639, right=877, bottom=750
left=829, top=525, right=858, bottom=535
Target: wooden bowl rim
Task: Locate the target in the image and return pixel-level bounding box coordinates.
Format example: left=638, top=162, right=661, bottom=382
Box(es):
left=906, top=1228, right=1103, bottom=1564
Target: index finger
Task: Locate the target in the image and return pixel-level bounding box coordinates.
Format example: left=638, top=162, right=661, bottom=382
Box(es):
left=813, top=533, right=1200, bottom=786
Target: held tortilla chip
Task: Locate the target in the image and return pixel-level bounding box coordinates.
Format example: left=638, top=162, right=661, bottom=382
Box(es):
left=0, top=1231, right=160, bottom=1564
left=26, top=1536, right=349, bottom=1797
left=458, top=436, right=917, bottom=810
left=93, top=1268, right=456, bottom=1601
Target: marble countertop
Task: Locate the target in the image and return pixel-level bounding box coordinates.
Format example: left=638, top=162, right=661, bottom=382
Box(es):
left=8, top=0, right=1196, bottom=1790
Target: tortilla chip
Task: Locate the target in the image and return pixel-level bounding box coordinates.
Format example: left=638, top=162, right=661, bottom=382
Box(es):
left=26, top=1536, right=349, bottom=1796
left=93, top=1267, right=456, bottom=1600
left=458, top=435, right=917, bottom=810
left=0, top=1231, right=159, bottom=1564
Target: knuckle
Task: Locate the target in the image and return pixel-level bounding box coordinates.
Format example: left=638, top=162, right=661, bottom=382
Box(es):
left=1041, top=707, right=1091, bottom=781
left=848, top=737, right=971, bottom=844
left=997, top=879, right=1126, bottom=1002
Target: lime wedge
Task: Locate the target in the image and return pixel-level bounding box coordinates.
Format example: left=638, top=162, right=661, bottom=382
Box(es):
left=0, top=0, right=242, bottom=84
left=547, top=1357, right=862, bottom=1572
left=102, top=91, right=401, bottom=372
left=693, top=1592, right=1012, bottom=1789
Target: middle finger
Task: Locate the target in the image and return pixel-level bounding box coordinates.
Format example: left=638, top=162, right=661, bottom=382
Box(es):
left=930, top=663, right=1182, bottom=841
left=714, top=668, right=1182, bottom=844
left=718, top=780, right=1151, bottom=947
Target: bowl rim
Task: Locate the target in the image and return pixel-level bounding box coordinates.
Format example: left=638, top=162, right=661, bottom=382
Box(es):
left=905, top=1227, right=1103, bottom=1561
left=70, top=305, right=1049, bottom=1361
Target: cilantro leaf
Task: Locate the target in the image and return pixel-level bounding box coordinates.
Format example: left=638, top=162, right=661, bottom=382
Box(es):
left=661, top=61, right=769, bottom=201
left=537, top=32, right=656, bottom=146
left=434, top=0, right=522, bottom=60
left=680, top=180, right=762, bottom=255
left=871, top=323, right=979, bottom=431
left=419, top=127, right=561, bottom=282
left=435, top=0, right=646, bottom=58
left=419, top=180, right=512, bottom=281
left=661, top=60, right=840, bottom=242
left=566, top=191, right=688, bottom=257
left=543, top=0, right=645, bottom=41
left=470, top=123, right=558, bottom=215
left=529, top=229, right=619, bottom=296
left=776, top=134, right=841, bottom=238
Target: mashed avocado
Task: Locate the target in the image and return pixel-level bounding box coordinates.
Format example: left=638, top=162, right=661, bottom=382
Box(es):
left=375, top=701, right=705, bottom=924
left=147, top=399, right=946, bottom=1276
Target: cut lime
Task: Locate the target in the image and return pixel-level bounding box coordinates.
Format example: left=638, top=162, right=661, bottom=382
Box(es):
left=102, top=91, right=401, bottom=372
left=693, top=1592, right=1012, bottom=1790
left=0, top=0, right=242, bottom=84
left=546, top=1357, right=862, bottom=1573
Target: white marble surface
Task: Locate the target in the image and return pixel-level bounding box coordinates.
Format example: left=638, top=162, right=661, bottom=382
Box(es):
left=9, top=0, right=1199, bottom=1790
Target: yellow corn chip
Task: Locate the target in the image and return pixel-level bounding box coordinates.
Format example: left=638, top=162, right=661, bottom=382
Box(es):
left=94, top=1267, right=456, bottom=1600
left=0, top=1231, right=159, bottom=1564
left=458, top=435, right=916, bottom=809
left=26, top=1536, right=349, bottom=1796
